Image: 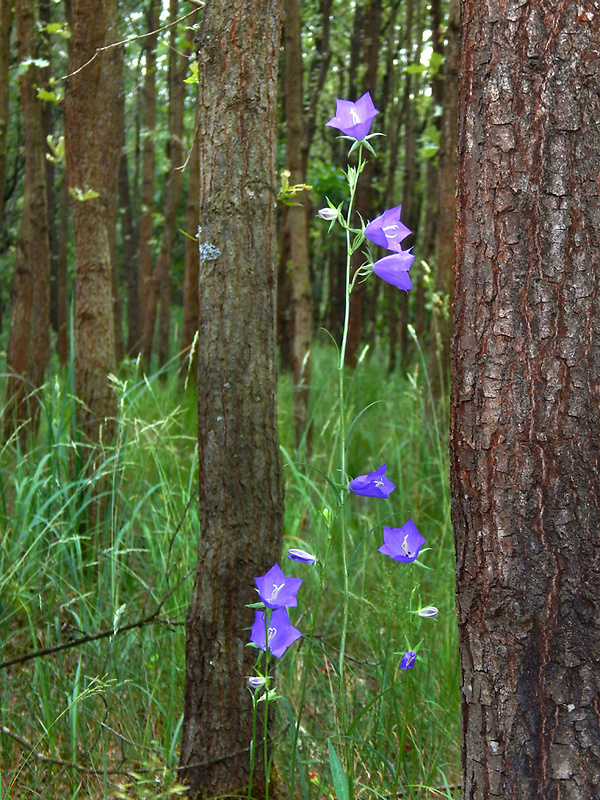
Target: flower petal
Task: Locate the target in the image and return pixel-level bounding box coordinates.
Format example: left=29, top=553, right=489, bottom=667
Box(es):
left=373, top=252, right=415, bottom=291
left=255, top=564, right=303, bottom=609
left=378, top=520, right=425, bottom=563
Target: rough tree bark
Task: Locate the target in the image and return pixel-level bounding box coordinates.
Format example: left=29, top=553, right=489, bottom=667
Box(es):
left=65, top=0, right=122, bottom=443
left=451, top=2, right=600, bottom=798
left=178, top=0, right=284, bottom=796
left=4, top=0, right=51, bottom=438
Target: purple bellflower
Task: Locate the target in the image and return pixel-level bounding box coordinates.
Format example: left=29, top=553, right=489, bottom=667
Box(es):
left=349, top=463, right=396, bottom=499
left=365, top=206, right=411, bottom=253
left=250, top=608, right=302, bottom=659
left=400, top=650, right=417, bottom=670
left=326, top=92, right=379, bottom=140
left=286, top=548, right=317, bottom=565
left=255, top=563, right=302, bottom=609
left=373, top=250, right=415, bottom=292
left=378, top=519, right=425, bottom=563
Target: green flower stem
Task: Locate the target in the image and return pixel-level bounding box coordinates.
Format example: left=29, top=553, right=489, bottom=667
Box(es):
left=337, top=143, right=365, bottom=792
left=289, top=535, right=333, bottom=800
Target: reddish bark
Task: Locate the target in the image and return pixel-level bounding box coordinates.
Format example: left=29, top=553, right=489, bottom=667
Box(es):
left=452, top=3, right=600, bottom=797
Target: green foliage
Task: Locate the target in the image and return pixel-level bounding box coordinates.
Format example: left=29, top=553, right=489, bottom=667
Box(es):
left=0, top=344, right=457, bottom=798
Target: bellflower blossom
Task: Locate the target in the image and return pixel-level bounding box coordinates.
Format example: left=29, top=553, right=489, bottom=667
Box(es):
left=325, top=92, right=379, bottom=141
left=378, top=519, right=425, bottom=563
left=349, top=463, right=396, bottom=499
left=255, top=563, right=302, bottom=609
left=373, top=250, right=415, bottom=292
left=365, top=206, right=411, bottom=253
left=400, top=650, right=417, bottom=670
left=286, top=548, right=317, bottom=564
left=250, top=608, right=302, bottom=659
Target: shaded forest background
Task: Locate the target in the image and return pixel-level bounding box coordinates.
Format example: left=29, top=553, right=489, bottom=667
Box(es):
left=0, top=1, right=462, bottom=797
left=0, top=0, right=457, bottom=421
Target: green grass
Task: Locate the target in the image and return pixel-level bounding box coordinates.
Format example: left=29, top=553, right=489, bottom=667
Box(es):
left=0, top=343, right=459, bottom=799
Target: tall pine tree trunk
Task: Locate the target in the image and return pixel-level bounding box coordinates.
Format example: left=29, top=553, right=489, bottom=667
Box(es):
left=0, top=0, right=11, bottom=230
left=4, top=0, right=51, bottom=438
left=178, top=1, right=284, bottom=795
left=136, top=0, right=160, bottom=362
left=428, top=0, right=458, bottom=396
left=65, top=0, right=121, bottom=443
left=284, top=0, right=312, bottom=443
left=451, top=3, right=600, bottom=797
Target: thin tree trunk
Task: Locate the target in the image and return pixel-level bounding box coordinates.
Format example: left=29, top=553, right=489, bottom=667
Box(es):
left=4, top=0, right=51, bottom=438
left=155, top=0, right=193, bottom=369
left=452, top=3, right=600, bottom=797
left=120, top=149, right=139, bottom=359
left=65, top=0, right=121, bottom=443
left=137, top=0, right=160, bottom=363
left=285, top=0, right=313, bottom=443
left=0, top=0, right=11, bottom=230
left=178, top=0, right=284, bottom=795
left=428, top=0, right=458, bottom=396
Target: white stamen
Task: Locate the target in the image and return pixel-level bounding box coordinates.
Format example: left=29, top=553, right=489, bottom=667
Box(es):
left=267, top=627, right=277, bottom=641
left=350, top=108, right=360, bottom=125
left=269, top=582, right=285, bottom=602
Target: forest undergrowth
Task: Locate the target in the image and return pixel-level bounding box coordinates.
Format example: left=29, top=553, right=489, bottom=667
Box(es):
left=0, top=342, right=459, bottom=799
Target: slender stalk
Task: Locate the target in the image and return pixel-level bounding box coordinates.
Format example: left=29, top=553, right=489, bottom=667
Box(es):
left=337, top=143, right=365, bottom=792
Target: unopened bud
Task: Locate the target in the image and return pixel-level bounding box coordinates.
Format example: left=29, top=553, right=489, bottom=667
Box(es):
left=318, top=207, right=338, bottom=221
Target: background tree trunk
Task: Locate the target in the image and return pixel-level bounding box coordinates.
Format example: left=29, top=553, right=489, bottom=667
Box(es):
left=0, top=0, right=11, bottom=230
left=136, top=0, right=160, bottom=362
left=154, top=0, right=193, bottom=369
left=4, top=0, right=51, bottom=437
left=451, top=3, right=600, bottom=797
left=284, top=0, right=313, bottom=443
left=178, top=0, right=284, bottom=796
left=65, top=0, right=122, bottom=443
left=428, top=0, right=458, bottom=396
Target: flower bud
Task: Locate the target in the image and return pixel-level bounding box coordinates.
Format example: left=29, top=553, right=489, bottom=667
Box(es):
left=417, top=606, right=439, bottom=619
left=318, top=207, right=338, bottom=221
left=246, top=676, right=267, bottom=689
left=286, top=548, right=317, bottom=564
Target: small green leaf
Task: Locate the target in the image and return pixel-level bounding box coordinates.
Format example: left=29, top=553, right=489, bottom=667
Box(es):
left=184, top=61, right=199, bottom=84
left=327, top=739, right=349, bottom=800
left=69, top=187, right=100, bottom=202
left=37, top=87, right=61, bottom=104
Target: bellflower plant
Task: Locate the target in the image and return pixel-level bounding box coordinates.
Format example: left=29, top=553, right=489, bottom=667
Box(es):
left=286, top=548, right=317, bottom=564
left=373, top=250, right=416, bottom=291
left=245, top=94, right=439, bottom=800
left=400, top=650, right=418, bottom=670
left=349, top=463, right=396, bottom=498
left=364, top=205, right=411, bottom=252
left=325, top=91, right=379, bottom=140
left=250, top=608, right=302, bottom=659
left=255, top=563, right=302, bottom=609
left=378, top=519, right=426, bottom=563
